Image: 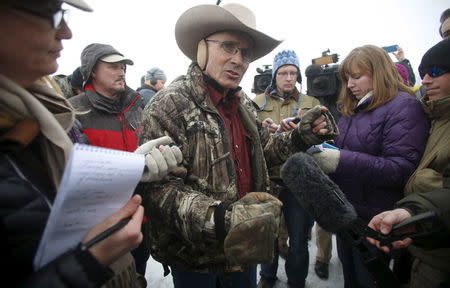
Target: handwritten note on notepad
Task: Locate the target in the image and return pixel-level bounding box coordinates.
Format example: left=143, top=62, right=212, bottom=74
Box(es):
left=34, top=143, right=145, bottom=270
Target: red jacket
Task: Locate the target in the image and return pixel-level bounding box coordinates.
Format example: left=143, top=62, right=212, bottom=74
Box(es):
left=69, top=87, right=142, bottom=152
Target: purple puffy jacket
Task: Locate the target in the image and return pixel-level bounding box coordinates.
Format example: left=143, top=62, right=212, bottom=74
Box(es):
left=332, top=92, right=430, bottom=219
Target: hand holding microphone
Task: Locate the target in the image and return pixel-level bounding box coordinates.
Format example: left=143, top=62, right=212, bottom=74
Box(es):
left=367, top=208, right=414, bottom=252
left=309, top=147, right=340, bottom=174
left=281, top=152, right=440, bottom=243
left=281, top=152, right=356, bottom=233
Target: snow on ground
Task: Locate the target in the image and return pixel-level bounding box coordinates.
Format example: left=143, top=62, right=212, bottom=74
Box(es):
left=145, top=223, right=344, bottom=287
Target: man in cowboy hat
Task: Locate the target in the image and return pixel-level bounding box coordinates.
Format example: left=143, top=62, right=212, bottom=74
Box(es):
left=137, top=3, right=338, bottom=287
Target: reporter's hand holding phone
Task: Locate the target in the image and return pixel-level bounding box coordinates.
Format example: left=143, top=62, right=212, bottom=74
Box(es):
left=393, top=46, right=405, bottom=61
left=82, top=195, right=144, bottom=266
left=262, top=118, right=279, bottom=133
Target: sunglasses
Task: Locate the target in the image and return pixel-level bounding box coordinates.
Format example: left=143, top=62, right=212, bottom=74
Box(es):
left=13, top=6, right=68, bottom=30
left=419, top=65, right=449, bottom=79
left=205, top=39, right=253, bottom=63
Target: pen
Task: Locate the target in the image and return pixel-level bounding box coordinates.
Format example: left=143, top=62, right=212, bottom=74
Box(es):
left=82, top=216, right=132, bottom=250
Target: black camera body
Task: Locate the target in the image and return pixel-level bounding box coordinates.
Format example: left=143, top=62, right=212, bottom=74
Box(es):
left=306, top=49, right=342, bottom=121
left=252, top=65, right=272, bottom=94
left=305, top=64, right=340, bottom=98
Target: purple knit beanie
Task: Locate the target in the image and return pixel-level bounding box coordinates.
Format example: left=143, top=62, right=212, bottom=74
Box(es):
left=395, top=63, right=410, bottom=86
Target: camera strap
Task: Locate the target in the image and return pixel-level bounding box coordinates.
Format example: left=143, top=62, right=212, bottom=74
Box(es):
left=292, top=94, right=302, bottom=116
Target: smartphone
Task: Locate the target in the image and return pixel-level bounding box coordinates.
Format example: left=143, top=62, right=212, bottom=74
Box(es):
left=322, top=142, right=339, bottom=150
left=283, top=116, right=301, bottom=124
left=382, top=45, right=398, bottom=53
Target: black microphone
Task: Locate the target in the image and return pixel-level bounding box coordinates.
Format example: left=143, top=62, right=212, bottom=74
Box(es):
left=281, top=152, right=357, bottom=233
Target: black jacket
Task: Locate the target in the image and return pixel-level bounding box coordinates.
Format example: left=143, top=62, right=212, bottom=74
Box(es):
left=0, top=144, right=113, bottom=287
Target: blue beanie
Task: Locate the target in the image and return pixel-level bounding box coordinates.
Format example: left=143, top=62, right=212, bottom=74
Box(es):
left=271, top=49, right=302, bottom=85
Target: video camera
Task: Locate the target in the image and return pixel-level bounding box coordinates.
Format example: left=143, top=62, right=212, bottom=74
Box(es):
left=305, top=49, right=340, bottom=98
left=252, top=65, right=272, bottom=94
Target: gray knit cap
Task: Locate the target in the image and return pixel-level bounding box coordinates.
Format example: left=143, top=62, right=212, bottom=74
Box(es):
left=145, top=67, right=167, bottom=82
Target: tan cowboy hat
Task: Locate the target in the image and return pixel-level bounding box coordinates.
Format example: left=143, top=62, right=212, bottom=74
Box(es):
left=175, top=3, right=282, bottom=63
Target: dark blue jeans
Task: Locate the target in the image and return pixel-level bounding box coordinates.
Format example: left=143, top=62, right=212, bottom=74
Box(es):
left=171, top=266, right=256, bottom=288
left=336, top=233, right=391, bottom=288
left=131, top=242, right=150, bottom=275
left=259, top=187, right=314, bottom=288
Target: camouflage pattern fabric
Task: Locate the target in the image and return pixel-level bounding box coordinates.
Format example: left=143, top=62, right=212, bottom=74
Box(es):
left=297, top=105, right=339, bottom=146
left=137, top=63, right=326, bottom=273
left=224, top=192, right=282, bottom=265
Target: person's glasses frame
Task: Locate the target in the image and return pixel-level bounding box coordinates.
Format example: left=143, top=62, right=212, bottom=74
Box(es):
left=276, top=71, right=299, bottom=78
left=12, top=6, right=67, bottom=30
left=419, top=65, right=449, bottom=79
left=205, top=39, right=253, bottom=63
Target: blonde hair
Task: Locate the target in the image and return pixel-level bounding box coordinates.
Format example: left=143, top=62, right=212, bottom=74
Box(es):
left=337, top=45, right=414, bottom=116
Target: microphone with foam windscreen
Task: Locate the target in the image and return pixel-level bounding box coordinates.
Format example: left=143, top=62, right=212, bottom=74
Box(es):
left=281, top=152, right=442, bottom=288
left=281, top=152, right=438, bottom=242
left=281, top=151, right=357, bottom=233
left=281, top=152, right=402, bottom=288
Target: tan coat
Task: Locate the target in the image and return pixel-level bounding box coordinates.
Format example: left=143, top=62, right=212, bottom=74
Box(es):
left=404, top=95, right=450, bottom=273
left=252, top=87, right=320, bottom=124
left=252, top=87, right=320, bottom=179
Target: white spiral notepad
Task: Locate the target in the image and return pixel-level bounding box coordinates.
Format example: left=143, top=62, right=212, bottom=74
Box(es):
left=34, top=143, right=145, bottom=270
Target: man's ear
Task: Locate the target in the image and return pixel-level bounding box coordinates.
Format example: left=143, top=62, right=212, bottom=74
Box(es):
left=91, top=64, right=98, bottom=81
left=197, top=39, right=208, bottom=71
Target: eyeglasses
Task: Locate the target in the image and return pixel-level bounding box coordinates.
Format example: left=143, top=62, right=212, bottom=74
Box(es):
left=419, top=65, right=449, bottom=79
left=13, top=6, right=68, bottom=30
left=277, top=71, right=298, bottom=78
left=205, top=39, right=253, bottom=63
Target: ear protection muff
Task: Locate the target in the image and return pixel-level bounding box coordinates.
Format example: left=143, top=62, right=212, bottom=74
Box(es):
left=197, top=39, right=208, bottom=70
left=150, top=78, right=157, bottom=85
left=297, top=71, right=302, bottom=84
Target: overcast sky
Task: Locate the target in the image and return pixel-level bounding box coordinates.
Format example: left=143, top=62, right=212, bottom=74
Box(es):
left=57, top=0, right=449, bottom=96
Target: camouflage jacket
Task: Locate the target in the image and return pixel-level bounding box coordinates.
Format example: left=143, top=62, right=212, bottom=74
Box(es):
left=137, top=63, right=307, bottom=273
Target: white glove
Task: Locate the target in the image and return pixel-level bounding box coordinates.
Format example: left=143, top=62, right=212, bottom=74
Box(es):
left=135, top=136, right=172, bottom=154
left=135, top=136, right=183, bottom=182
left=311, top=148, right=340, bottom=174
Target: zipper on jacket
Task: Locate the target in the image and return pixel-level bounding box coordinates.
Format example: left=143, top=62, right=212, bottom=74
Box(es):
left=117, top=93, right=141, bottom=151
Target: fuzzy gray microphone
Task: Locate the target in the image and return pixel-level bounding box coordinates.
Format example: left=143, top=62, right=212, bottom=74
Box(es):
left=281, top=152, right=357, bottom=233
left=282, top=152, right=409, bottom=288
